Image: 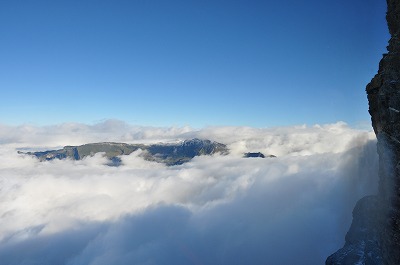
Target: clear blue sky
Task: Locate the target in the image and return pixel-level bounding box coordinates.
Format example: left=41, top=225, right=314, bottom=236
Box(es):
left=0, top=0, right=389, bottom=128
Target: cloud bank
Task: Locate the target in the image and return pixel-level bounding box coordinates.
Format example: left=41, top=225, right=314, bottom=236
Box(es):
left=0, top=121, right=378, bottom=264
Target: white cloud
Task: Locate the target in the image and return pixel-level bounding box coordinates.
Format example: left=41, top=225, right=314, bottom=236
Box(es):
left=0, top=120, right=378, bottom=264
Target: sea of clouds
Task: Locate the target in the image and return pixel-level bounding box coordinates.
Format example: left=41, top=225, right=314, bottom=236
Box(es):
left=0, top=120, right=378, bottom=265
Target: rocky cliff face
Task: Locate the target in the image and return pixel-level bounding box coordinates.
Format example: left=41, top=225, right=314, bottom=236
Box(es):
left=327, top=0, right=400, bottom=264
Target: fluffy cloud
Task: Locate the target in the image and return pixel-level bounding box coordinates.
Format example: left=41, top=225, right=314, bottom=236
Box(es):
left=0, top=120, right=378, bottom=264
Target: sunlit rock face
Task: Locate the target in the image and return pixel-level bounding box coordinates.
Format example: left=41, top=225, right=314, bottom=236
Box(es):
left=327, top=0, right=400, bottom=264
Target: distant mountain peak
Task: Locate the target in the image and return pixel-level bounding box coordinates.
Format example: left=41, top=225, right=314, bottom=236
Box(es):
left=21, top=139, right=229, bottom=166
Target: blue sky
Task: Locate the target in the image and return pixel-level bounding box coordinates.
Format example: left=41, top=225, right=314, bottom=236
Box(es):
left=0, top=0, right=389, bottom=128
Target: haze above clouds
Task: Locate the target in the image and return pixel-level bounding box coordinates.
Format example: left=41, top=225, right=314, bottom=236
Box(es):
left=0, top=121, right=378, bottom=265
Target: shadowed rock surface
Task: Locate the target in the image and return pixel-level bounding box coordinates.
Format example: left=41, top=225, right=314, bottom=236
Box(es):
left=22, top=139, right=228, bottom=166
left=243, top=152, right=276, bottom=158
left=327, top=0, right=400, bottom=264
left=243, top=152, right=266, bottom=158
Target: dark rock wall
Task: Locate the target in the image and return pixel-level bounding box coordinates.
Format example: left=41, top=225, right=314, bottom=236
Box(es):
left=328, top=1, right=400, bottom=264
left=366, top=0, right=400, bottom=263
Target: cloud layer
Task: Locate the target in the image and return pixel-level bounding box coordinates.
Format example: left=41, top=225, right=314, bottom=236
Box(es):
left=0, top=121, right=378, bottom=264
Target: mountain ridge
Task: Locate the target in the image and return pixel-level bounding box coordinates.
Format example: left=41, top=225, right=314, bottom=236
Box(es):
left=21, top=138, right=229, bottom=166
